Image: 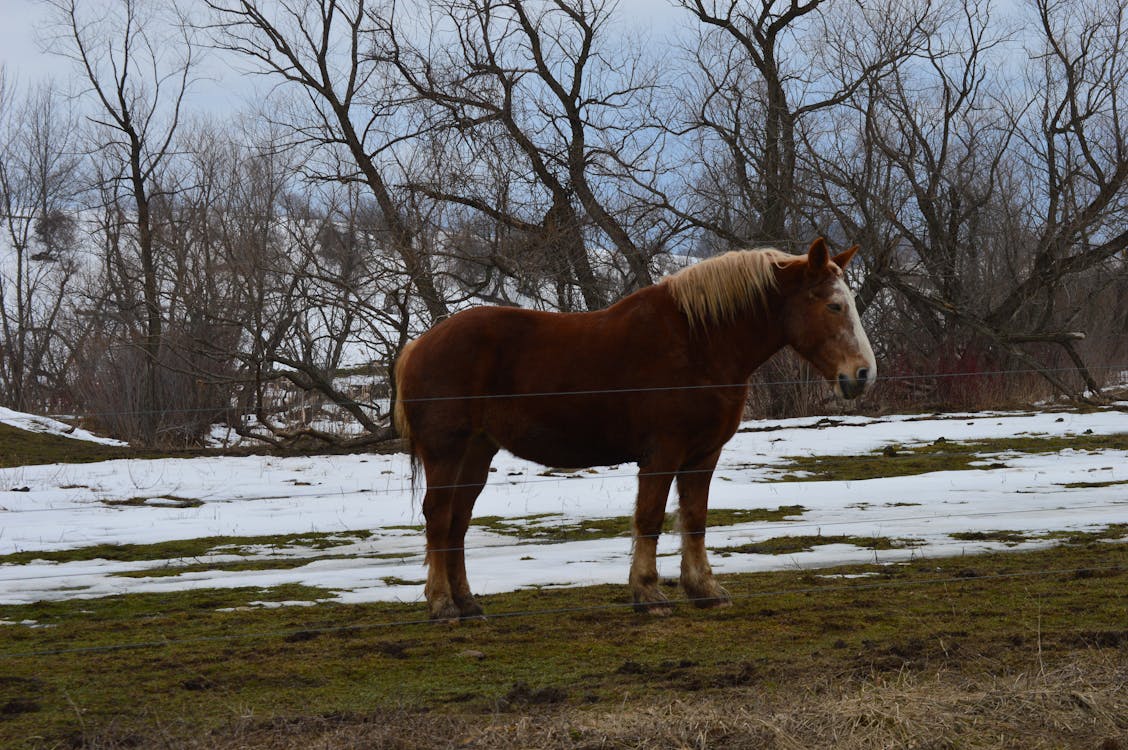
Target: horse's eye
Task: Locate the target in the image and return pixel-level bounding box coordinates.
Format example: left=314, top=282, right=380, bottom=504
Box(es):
left=827, top=303, right=844, bottom=313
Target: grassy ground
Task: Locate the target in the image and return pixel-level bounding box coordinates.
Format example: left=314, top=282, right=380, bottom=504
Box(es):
left=773, top=432, right=1128, bottom=482
left=1, top=542, right=1125, bottom=749
left=0, top=423, right=203, bottom=469
left=3, top=418, right=1127, bottom=747
left=0, top=423, right=134, bottom=468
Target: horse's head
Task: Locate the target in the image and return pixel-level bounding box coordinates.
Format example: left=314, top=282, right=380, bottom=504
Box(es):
left=783, top=238, right=877, bottom=399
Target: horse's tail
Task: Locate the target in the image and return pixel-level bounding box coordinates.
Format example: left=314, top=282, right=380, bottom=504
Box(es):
left=392, top=339, right=421, bottom=492
left=392, top=340, right=415, bottom=443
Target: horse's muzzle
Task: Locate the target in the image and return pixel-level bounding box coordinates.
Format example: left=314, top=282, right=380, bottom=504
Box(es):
left=837, top=368, right=871, bottom=400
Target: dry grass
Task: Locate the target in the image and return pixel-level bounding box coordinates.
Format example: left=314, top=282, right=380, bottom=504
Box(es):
left=79, top=655, right=1127, bottom=750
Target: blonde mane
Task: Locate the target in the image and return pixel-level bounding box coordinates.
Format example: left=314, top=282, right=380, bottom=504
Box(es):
left=661, top=248, right=794, bottom=328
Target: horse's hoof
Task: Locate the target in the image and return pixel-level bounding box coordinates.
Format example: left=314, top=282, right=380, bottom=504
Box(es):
left=428, top=599, right=462, bottom=623
left=456, top=596, right=485, bottom=620
left=689, top=586, right=732, bottom=609
left=632, top=591, right=673, bottom=616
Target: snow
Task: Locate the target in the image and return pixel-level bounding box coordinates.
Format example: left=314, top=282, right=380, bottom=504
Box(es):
left=1, top=408, right=1126, bottom=608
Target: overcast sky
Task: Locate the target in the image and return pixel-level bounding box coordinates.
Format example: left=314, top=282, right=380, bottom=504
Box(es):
left=1, top=0, right=70, bottom=84
left=0, top=0, right=687, bottom=97
left=0, top=0, right=690, bottom=126
left=0, top=0, right=1036, bottom=117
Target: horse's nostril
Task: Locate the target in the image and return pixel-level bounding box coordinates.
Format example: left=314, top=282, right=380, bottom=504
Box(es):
left=838, top=371, right=869, bottom=399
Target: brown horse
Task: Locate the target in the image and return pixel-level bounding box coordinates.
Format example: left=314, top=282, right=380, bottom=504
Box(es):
left=394, top=237, right=876, bottom=620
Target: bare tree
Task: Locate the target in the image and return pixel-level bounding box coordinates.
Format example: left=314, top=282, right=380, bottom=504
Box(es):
left=46, top=0, right=196, bottom=442
left=153, top=118, right=406, bottom=448
left=381, top=0, right=675, bottom=309
left=0, top=76, right=82, bottom=411
left=205, top=0, right=451, bottom=323
left=809, top=0, right=1128, bottom=402
left=7, top=0, right=1125, bottom=437
left=988, top=0, right=1128, bottom=339
left=675, top=0, right=932, bottom=247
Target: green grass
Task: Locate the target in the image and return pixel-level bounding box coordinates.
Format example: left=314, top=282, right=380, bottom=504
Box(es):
left=714, top=534, right=924, bottom=555
left=470, top=506, right=806, bottom=543
left=110, top=555, right=365, bottom=578
left=0, top=422, right=141, bottom=468
left=1044, top=524, right=1128, bottom=544
left=949, top=530, right=1031, bottom=546
left=0, top=531, right=374, bottom=566
left=1059, top=479, right=1128, bottom=489
left=102, top=495, right=205, bottom=508
left=0, top=422, right=229, bottom=468
left=0, top=543, right=1124, bottom=748
left=774, top=433, right=1128, bottom=482
left=0, top=420, right=334, bottom=469
left=706, top=505, right=806, bottom=524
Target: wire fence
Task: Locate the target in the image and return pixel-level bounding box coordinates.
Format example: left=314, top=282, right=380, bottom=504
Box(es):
left=4, top=383, right=1126, bottom=568
left=2, top=368, right=1126, bottom=655
left=9, top=361, right=1126, bottom=421
left=2, top=499, right=1124, bottom=586
left=5, top=427, right=1128, bottom=518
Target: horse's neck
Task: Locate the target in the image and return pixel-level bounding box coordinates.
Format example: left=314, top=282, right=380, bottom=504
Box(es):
left=705, top=301, right=789, bottom=380
left=624, top=279, right=792, bottom=381
left=713, top=257, right=812, bottom=379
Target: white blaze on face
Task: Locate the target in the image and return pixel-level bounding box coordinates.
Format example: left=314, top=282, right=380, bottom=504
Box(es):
left=831, top=275, right=877, bottom=396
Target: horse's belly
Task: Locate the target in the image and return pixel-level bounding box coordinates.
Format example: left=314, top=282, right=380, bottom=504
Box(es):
left=487, top=405, right=642, bottom=468
left=501, top=434, right=635, bottom=469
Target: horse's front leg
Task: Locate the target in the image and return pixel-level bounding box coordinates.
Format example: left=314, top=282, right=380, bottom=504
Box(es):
left=630, top=466, right=676, bottom=614
left=677, top=450, right=731, bottom=608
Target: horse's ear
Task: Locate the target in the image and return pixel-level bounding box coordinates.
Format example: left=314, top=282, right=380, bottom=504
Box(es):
left=833, top=244, right=859, bottom=269
left=806, top=237, right=830, bottom=272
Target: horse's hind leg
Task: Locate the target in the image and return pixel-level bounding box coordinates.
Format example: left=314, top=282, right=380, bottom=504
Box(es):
left=420, top=435, right=495, bottom=621
left=445, top=437, right=496, bottom=618
left=676, top=450, right=731, bottom=608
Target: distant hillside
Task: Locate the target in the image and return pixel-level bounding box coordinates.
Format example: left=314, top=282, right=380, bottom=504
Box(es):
left=0, top=421, right=134, bottom=468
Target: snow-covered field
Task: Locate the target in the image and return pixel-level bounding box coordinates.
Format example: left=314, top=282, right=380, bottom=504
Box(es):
left=1, top=408, right=1126, bottom=608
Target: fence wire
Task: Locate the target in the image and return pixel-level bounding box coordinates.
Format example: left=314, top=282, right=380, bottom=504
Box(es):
left=2, top=369, right=1125, bottom=658
left=7, top=439, right=1128, bottom=519
left=16, top=361, right=1128, bottom=421
left=2, top=499, right=1125, bottom=578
